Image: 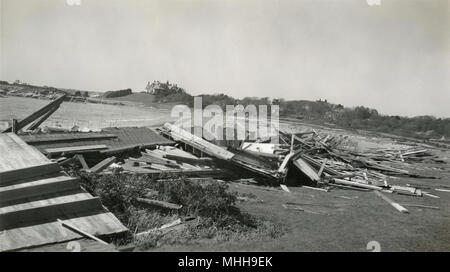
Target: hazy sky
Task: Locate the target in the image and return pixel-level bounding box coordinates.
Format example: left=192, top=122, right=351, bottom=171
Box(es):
left=0, top=0, right=449, bottom=117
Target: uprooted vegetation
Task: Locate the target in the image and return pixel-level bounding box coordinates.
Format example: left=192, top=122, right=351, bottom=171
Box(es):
left=76, top=170, right=283, bottom=250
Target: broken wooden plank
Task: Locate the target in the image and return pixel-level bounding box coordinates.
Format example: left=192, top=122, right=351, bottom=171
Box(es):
left=0, top=163, right=61, bottom=186
left=163, top=154, right=213, bottom=165
left=58, top=219, right=109, bottom=245
left=280, top=184, right=291, bottom=193
left=136, top=198, right=182, bottom=210
left=374, top=190, right=409, bottom=213
left=333, top=178, right=383, bottom=191
left=28, top=105, right=60, bottom=131
left=21, top=133, right=117, bottom=144
left=326, top=183, right=370, bottom=191
left=139, top=152, right=181, bottom=166
left=45, top=145, right=108, bottom=155
left=278, top=152, right=294, bottom=173
left=317, top=161, right=326, bottom=178
left=0, top=176, right=80, bottom=204
left=400, top=204, right=439, bottom=210
left=435, top=188, right=450, bottom=193
left=76, top=154, right=89, bottom=170
left=0, top=197, right=104, bottom=230
left=162, top=123, right=235, bottom=160
left=3, top=95, right=66, bottom=133
left=58, top=156, right=78, bottom=166
left=301, top=186, right=329, bottom=192
left=136, top=218, right=185, bottom=237
left=88, top=157, right=116, bottom=173
left=423, top=192, right=440, bottom=199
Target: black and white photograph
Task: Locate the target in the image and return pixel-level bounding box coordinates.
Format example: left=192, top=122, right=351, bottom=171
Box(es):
left=0, top=0, right=449, bottom=255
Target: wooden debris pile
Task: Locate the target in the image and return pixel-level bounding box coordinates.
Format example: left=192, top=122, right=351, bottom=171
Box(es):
left=118, top=145, right=225, bottom=178
left=157, top=123, right=446, bottom=196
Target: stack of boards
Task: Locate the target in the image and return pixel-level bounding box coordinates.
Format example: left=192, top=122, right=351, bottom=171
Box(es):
left=0, top=133, right=127, bottom=252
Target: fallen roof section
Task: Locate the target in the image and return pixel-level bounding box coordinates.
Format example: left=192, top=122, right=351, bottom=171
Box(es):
left=19, top=126, right=174, bottom=154
left=0, top=133, right=127, bottom=252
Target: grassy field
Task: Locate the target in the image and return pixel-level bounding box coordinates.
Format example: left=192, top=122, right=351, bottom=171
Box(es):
left=150, top=171, right=450, bottom=252
left=0, top=96, right=175, bottom=130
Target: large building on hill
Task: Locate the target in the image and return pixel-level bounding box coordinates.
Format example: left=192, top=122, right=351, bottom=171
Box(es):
left=145, top=80, right=185, bottom=95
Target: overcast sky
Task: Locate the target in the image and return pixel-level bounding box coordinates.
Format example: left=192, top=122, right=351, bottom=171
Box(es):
left=0, top=0, right=449, bottom=117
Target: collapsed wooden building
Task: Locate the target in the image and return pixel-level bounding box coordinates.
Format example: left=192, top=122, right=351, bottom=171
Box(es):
left=1, top=94, right=447, bottom=251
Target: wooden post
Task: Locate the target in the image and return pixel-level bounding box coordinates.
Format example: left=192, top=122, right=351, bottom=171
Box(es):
left=11, top=119, right=18, bottom=134
left=290, top=134, right=295, bottom=153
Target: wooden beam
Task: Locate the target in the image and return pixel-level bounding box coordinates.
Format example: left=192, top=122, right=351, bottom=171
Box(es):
left=163, top=123, right=235, bottom=160
left=76, top=154, right=89, bottom=170
left=301, top=185, right=329, bottom=192
left=0, top=197, right=103, bottom=230
left=88, top=156, right=116, bottom=173
left=278, top=152, right=294, bottom=173
left=401, top=204, right=439, bottom=210
left=58, top=156, right=78, bottom=166
left=27, top=105, right=60, bottom=131
left=58, top=219, right=109, bottom=245
left=45, top=144, right=108, bottom=155
left=293, top=157, right=320, bottom=182
left=0, top=176, right=79, bottom=204
left=3, top=95, right=66, bottom=133
left=0, top=163, right=61, bottom=186
left=136, top=198, right=182, bottom=210
left=374, top=190, right=409, bottom=213
left=333, top=178, right=383, bottom=191
left=22, top=133, right=117, bottom=144
left=163, top=154, right=213, bottom=165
